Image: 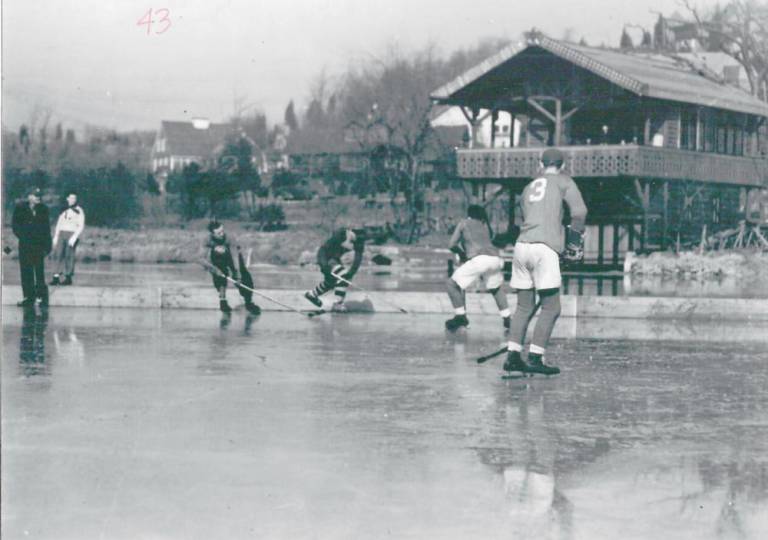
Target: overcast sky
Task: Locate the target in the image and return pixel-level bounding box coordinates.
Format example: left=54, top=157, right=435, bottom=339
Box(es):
left=2, top=0, right=721, bottom=133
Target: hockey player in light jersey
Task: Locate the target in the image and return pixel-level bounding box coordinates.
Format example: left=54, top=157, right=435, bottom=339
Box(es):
left=503, top=148, right=587, bottom=376
left=444, top=204, right=511, bottom=331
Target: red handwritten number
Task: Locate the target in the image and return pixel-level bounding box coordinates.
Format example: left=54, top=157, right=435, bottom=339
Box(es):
left=155, top=8, right=171, bottom=34
left=136, top=8, right=171, bottom=35
left=137, top=8, right=153, bottom=35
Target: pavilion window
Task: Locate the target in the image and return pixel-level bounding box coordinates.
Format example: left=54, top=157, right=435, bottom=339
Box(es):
left=703, top=114, right=716, bottom=153
left=717, top=114, right=727, bottom=154
left=733, top=122, right=744, bottom=156
left=680, top=108, right=697, bottom=150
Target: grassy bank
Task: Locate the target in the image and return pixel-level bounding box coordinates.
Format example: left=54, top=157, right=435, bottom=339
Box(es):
left=626, top=250, right=768, bottom=278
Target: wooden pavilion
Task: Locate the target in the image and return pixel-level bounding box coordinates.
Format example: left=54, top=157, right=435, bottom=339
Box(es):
left=431, top=32, right=768, bottom=266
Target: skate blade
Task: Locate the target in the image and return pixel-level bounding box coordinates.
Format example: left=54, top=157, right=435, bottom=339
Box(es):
left=501, top=371, right=527, bottom=380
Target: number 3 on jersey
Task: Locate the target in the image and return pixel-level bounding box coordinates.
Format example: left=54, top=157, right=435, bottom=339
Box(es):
left=529, top=177, right=547, bottom=202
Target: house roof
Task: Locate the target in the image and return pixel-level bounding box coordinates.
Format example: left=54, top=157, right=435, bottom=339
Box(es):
left=431, top=34, right=768, bottom=118
left=159, top=120, right=235, bottom=157
left=432, top=125, right=467, bottom=148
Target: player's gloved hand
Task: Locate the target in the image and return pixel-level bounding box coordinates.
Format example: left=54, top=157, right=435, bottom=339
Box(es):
left=450, top=245, right=468, bottom=263
left=564, top=226, right=585, bottom=262
left=232, top=271, right=240, bottom=281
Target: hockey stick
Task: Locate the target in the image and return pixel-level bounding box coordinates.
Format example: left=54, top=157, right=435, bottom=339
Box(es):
left=199, top=260, right=314, bottom=318
left=475, top=297, right=543, bottom=364
left=476, top=346, right=507, bottom=364
left=330, top=271, right=408, bottom=314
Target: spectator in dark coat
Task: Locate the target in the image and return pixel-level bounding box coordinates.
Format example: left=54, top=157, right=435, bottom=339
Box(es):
left=12, top=187, right=52, bottom=307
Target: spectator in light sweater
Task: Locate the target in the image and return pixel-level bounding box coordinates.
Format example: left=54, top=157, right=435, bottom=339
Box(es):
left=50, top=192, right=85, bottom=286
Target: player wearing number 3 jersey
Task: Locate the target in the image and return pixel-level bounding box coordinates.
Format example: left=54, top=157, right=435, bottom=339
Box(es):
left=503, top=148, right=587, bottom=376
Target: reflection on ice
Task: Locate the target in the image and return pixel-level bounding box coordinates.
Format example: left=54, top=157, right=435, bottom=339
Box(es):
left=18, top=307, right=49, bottom=378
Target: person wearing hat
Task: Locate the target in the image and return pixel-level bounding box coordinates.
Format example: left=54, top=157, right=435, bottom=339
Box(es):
left=11, top=187, right=53, bottom=307
left=50, top=191, right=85, bottom=286
left=503, top=148, right=587, bottom=376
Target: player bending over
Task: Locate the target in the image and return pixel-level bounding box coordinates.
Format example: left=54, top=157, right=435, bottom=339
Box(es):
left=444, top=204, right=511, bottom=331
left=207, top=221, right=260, bottom=315
left=304, top=228, right=364, bottom=312
left=504, top=148, right=587, bottom=376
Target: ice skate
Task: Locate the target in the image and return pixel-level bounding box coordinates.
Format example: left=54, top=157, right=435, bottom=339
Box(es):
left=445, top=314, right=469, bottom=331
left=526, top=353, right=560, bottom=376
left=304, top=291, right=322, bottom=308
left=502, top=350, right=529, bottom=378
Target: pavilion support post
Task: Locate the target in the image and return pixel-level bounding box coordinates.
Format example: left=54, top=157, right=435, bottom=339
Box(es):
left=643, top=115, right=651, bottom=146
left=460, top=106, right=482, bottom=149
left=554, top=99, right=562, bottom=146
left=491, top=110, right=498, bottom=148
left=597, top=223, right=605, bottom=266
left=612, top=222, right=620, bottom=267
left=508, top=187, right=516, bottom=232
left=662, top=181, right=669, bottom=250
left=634, top=178, right=651, bottom=251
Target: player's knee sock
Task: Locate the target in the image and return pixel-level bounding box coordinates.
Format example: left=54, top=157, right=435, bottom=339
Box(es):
left=312, top=277, right=334, bottom=297
left=487, top=287, right=510, bottom=318
left=531, top=289, right=561, bottom=352
left=334, top=283, right=348, bottom=302
left=507, top=289, right=536, bottom=350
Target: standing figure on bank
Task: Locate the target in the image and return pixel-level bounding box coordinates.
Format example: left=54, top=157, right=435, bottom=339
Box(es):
left=444, top=204, right=511, bottom=331
left=12, top=187, right=52, bottom=307
left=50, top=191, right=85, bottom=286
left=503, top=148, right=587, bottom=376
left=304, top=228, right=364, bottom=312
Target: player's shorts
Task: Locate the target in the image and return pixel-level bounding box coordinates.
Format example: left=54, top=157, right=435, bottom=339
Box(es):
left=451, top=254, right=504, bottom=290
left=509, top=242, right=561, bottom=290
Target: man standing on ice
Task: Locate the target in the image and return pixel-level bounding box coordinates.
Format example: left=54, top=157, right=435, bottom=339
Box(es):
left=444, top=204, right=511, bottom=331
left=503, top=148, right=587, bottom=376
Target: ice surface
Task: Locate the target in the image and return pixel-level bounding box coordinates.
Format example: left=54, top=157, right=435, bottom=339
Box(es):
left=2, top=307, right=767, bottom=539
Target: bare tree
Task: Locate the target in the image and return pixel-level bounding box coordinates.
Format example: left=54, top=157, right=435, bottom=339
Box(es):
left=340, top=45, right=443, bottom=242
left=683, top=0, right=768, bottom=101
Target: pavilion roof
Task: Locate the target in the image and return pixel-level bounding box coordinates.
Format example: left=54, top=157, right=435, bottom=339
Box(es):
left=431, top=34, right=768, bottom=118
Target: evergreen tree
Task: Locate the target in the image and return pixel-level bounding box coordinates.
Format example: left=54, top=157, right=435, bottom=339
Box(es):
left=620, top=28, right=634, bottom=49
left=284, top=100, right=299, bottom=132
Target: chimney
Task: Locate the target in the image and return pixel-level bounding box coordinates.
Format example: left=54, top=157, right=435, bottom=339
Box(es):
left=191, top=117, right=211, bottom=130
left=723, top=65, right=741, bottom=87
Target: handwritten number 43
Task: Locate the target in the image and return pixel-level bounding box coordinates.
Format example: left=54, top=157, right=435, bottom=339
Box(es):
left=137, top=8, right=171, bottom=35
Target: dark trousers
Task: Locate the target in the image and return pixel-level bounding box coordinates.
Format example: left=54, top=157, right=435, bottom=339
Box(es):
left=53, top=231, right=78, bottom=277
left=19, top=254, right=48, bottom=301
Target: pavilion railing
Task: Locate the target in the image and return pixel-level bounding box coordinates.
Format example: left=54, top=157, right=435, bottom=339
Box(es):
left=456, top=144, right=767, bottom=186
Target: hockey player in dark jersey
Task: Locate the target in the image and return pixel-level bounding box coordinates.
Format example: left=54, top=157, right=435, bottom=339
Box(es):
left=304, top=228, right=364, bottom=312
left=206, top=221, right=260, bottom=315
left=503, top=148, right=587, bottom=376
left=445, top=204, right=511, bottom=331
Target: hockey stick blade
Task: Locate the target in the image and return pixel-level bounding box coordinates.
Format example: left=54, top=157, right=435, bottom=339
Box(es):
left=330, top=271, right=408, bottom=314
left=199, top=260, right=314, bottom=318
